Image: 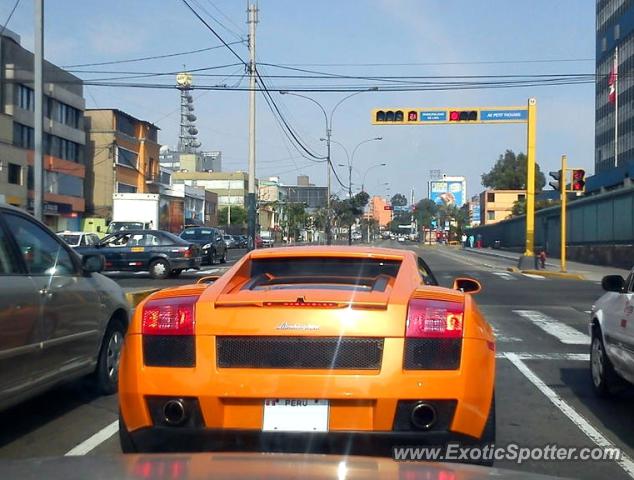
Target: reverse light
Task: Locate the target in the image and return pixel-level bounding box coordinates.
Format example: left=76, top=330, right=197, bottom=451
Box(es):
left=142, top=296, right=197, bottom=336
left=406, top=299, right=464, bottom=338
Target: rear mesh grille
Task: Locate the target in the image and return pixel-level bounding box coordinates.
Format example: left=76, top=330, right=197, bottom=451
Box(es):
left=216, top=336, right=384, bottom=369
left=403, top=338, right=462, bottom=370
left=143, top=336, right=195, bottom=367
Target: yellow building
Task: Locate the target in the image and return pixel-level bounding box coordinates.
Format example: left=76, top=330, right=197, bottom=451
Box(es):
left=479, top=189, right=526, bottom=225
left=84, top=109, right=160, bottom=219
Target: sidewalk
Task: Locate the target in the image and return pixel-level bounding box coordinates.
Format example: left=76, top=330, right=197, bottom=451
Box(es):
left=461, top=247, right=631, bottom=282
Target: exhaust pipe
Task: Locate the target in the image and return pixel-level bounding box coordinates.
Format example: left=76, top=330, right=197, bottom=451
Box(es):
left=163, top=399, right=187, bottom=426
left=410, top=402, right=437, bottom=430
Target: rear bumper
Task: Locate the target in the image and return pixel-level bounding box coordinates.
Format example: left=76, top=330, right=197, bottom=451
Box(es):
left=170, top=257, right=202, bottom=270
left=126, top=426, right=482, bottom=455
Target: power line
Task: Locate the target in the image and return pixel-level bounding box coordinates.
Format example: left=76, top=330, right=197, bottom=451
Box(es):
left=268, top=58, right=596, bottom=68
left=203, top=0, right=245, bottom=36
left=62, top=42, right=244, bottom=68
left=0, top=0, right=20, bottom=37
left=180, top=0, right=248, bottom=66
left=191, top=0, right=245, bottom=42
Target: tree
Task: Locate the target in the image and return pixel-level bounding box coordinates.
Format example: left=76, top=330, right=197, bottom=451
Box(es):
left=481, top=149, right=546, bottom=191
left=218, top=206, right=247, bottom=226
left=286, top=202, right=307, bottom=241
left=390, top=193, right=408, bottom=207
left=413, top=199, right=438, bottom=228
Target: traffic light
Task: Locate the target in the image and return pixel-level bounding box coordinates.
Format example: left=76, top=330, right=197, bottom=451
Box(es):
left=407, top=110, right=418, bottom=122
left=449, top=110, right=478, bottom=122
left=384, top=205, right=393, bottom=210
left=549, top=170, right=562, bottom=192
left=571, top=169, right=585, bottom=192
left=375, top=110, right=405, bottom=123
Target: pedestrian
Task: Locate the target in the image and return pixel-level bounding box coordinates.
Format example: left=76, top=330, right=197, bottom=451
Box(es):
left=461, top=233, right=467, bottom=248
left=469, top=235, right=474, bottom=248
left=538, top=249, right=547, bottom=269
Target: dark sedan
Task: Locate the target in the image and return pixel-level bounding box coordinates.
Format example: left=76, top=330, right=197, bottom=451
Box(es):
left=179, top=227, right=227, bottom=265
left=76, top=229, right=202, bottom=279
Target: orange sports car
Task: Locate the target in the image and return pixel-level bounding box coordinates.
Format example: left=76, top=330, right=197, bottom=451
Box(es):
left=118, top=246, right=495, bottom=461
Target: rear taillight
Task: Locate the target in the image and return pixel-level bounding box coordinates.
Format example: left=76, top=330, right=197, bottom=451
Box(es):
left=142, top=296, right=197, bottom=336
left=406, top=299, right=463, bottom=338
left=404, top=298, right=464, bottom=370
left=182, top=246, right=193, bottom=258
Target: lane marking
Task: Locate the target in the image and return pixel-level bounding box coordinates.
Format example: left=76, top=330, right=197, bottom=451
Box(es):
left=497, top=352, right=589, bottom=361
left=65, top=420, right=118, bottom=456
left=513, top=310, right=590, bottom=345
left=504, top=352, right=634, bottom=478
left=522, top=273, right=546, bottom=280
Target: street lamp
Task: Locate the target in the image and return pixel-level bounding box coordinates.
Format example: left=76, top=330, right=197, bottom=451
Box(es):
left=361, top=162, right=388, bottom=193
left=280, top=88, right=378, bottom=244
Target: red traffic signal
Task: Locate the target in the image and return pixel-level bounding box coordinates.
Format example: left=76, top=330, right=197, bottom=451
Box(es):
left=449, top=110, right=478, bottom=122
left=571, top=169, right=585, bottom=192
left=407, top=110, right=418, bottom=121
left=384, top=205, right=393, bottom=210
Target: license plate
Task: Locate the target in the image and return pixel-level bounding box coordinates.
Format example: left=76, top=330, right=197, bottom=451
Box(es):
left=262, top=399, right=329, bottom=432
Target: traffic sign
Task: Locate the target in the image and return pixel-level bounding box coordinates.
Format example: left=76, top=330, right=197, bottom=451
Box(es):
left=420, top=111, right=447, bottom=122
left=480, top=109, right=528, bottom=122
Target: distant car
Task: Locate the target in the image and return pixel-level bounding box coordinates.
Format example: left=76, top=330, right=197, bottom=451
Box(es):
left=106, top=221, right=148, bottom=234
left=223, top=235, right=237, bottom=249
left=255, top=235, right=264, bottom=249
left=260, top=232, right=274, bottom=248
left=180, top=227, right=227, bottom=265
left=232, top=235, right=246, bottom=248
left=76, top=229, right=202, bottom=279
left=0, top=203, right=130, bottom=412
left=398, top=236, right=406, bottom=243
left=590, top=269, right=634, bottom=396
left=57, top=231, right=101, bottom=248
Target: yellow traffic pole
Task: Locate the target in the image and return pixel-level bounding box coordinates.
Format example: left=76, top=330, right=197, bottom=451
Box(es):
left=524, top=97, right=537, bottom=257
left=560, top=154, right=567, bottom=273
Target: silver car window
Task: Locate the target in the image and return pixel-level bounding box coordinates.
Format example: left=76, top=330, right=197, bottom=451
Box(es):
left=6, top=213, right=76, bottom=276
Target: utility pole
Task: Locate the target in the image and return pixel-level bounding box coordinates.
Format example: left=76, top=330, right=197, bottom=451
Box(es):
left=227, top=179, right=231, bottom=228
left=326, top=128, right=332, bottom=245
left=347, top=163, right=352, bottom=245
left=33, top=0, right=44, bottom=221
left=247, top=2, right=258, bottom=249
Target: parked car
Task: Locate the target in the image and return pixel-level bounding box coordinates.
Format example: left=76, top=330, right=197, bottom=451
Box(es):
left=76, top=229, right=201, bottom=279
left=223, top=235, right=237, bottom=249
left=255, top=235, right=264, bottom=249
left=180, top=227, right=227, bottom=265
left=0, top=203, right=131, bottom=412
left=260, top=231, right=274, bottom=248
left=590, top=269, right=634, bottom=396
left=57, top=231, right=101, bottom=248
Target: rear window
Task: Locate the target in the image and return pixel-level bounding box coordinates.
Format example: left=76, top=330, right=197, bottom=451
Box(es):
left=59, top=234, right=80, bottom=246
left=181, top=228, right=214, bottom=239
left=244, top=257, right=401, bottom=292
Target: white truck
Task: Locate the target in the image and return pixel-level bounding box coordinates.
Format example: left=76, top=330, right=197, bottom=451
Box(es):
left=108, top=193, right=160, bottom=234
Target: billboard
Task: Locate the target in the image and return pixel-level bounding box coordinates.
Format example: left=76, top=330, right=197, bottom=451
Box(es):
left=428, top=176, right=466, bottom=207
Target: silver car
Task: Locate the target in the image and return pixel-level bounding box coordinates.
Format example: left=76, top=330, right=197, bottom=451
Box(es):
left=0, top=204, right=130, bottom=411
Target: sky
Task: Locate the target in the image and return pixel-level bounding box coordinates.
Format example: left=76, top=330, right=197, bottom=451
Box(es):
left=4, top=0, right=596, bottom=202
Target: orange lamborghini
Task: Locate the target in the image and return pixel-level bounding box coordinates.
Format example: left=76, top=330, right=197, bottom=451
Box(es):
left=118, top=246, right=495, bottom=461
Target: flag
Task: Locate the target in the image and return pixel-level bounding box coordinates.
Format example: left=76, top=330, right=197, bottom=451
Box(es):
left=608, top=52, right=618, bottom=104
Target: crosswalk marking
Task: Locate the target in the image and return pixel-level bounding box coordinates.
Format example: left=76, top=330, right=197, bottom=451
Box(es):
left=491, top=326, right=523, bottom=342
left=497, top=352, right=589, bottom=361
left=513, top=310, right=590, bottom=345
left=492, top=271, right=516, bottom=281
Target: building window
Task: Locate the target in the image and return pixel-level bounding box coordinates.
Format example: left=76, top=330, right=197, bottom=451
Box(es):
left=116, top=146, right=138, bottom=169
left=602, top=37, right=607, bottom=52
left=17, top=85, right=34, bottom=111
left=13, top=123, right=34, bottom=149
left=45, top=171, right=83, bottom=197
left=518, top=194, right=526, bottom=201
left=487, top=210, right=495, bottom=221
left=52, top=101, right=81, bottom=128
left=487, top=192, right=495, bottom=202
left=8, top=163, right=22, bottom=185
left=116, top=182, right=137, bottom=193
left=615, top=23, right=620, bottom=40
left=116, top=113, right=136, bottom=137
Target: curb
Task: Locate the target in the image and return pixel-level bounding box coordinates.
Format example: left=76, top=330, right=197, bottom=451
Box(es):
left=124, top=288, right=160, bottom=308
left=506, top=267, right=520, bottom=273
left=463, top=248, right=559, bottom=268
left=519, top=269, right=586, bottom=280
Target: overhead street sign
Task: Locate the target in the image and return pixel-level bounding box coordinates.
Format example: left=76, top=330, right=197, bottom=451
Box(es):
left=371, top=106, right=529, bottom=125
